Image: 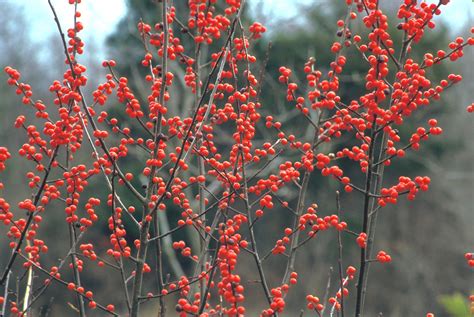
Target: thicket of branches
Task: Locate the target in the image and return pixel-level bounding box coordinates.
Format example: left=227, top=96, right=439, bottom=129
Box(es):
left=0, top=0, right=472, bottom=316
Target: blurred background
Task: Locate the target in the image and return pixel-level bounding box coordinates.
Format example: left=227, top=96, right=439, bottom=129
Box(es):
left=0, top=0, right=473, bottom=316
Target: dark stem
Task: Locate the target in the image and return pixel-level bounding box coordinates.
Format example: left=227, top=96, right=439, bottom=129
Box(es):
left=336, top=192, right=344, bottom=317
left=354, top=116, right=377, bottom=317
left=130, top=218, right=151, bottom=317
left=68, top=224, right=86, bottom=317
left=152, top=215, right=166, bottom=317
left=0, top=271, right=11, bottom=316
left=240, top=151, right=273, bottom=305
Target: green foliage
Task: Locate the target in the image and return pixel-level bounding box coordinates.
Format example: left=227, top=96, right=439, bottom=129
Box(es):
left=438, top=293, right=471, bottom=317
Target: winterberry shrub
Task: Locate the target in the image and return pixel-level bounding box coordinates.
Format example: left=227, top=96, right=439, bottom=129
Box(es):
left=0, top=0, right=472, bottom=316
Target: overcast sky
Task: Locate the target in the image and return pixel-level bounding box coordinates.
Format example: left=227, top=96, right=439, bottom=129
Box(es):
left=5, top=0, right=474, bottom=60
